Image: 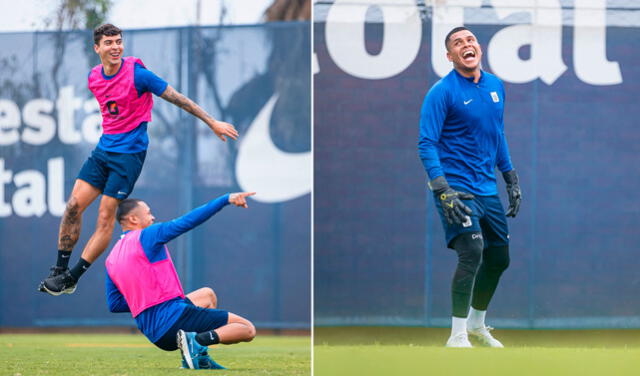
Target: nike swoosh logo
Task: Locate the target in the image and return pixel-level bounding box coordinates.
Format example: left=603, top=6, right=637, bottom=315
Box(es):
left=464, top=99, right=473, bottom=105
left=236, top=95, right=311, bottom=203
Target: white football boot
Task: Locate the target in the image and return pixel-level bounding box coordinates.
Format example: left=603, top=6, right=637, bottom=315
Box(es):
left=467, top=326, right=504, bottom=348
left=445, top=332, right=473, bottom=348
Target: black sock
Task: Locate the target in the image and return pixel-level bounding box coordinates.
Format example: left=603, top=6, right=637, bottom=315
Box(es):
left=56, top=250, right=72, bottom=268
left=195, top=330, right=220, bottom=346
left=69, top=258, right=91, bottom=281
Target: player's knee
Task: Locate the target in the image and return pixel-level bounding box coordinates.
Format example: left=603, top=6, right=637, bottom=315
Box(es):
left=96, top=209, right=116, bottom=232
left=64, top=197, right=81, bottom=219
left=486, top=245, right=510, bottom=273
left=453, top=233, right=483, bottom=271
left=205, top=287, right=217, bottom=308
left=231, top=315, right=256, bottom=342
left=244, top=321, right=256, bottom=342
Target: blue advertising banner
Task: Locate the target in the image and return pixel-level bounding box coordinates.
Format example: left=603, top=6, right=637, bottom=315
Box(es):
left=314, top=2, right=639, bottom=329
left=0, top=22, right=310, bottom=329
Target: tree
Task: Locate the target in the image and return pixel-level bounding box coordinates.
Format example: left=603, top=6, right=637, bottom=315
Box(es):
left=45, top=0, right=113, bottom=31
left=264, top=0, right=311, bottom=21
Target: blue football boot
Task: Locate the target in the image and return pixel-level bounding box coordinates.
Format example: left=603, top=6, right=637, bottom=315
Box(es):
left=177, top=330, right=207, bottom=369
left=197, top=351, right=226, bottom=370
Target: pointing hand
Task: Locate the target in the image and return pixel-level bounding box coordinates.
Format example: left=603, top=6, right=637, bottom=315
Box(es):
left=229, top=192, right=256, bottom=208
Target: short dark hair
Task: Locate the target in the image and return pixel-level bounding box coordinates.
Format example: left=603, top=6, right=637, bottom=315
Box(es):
left=94, top=23, right=122, bottom=45
left=116, top=198, right=142, bottom=223
left=445, top=26, right=470, bottom=50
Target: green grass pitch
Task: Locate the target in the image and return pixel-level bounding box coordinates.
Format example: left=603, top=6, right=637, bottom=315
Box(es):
left=1, top=333, right=310, bottom=375
left=314, top=327, right=640, bottom=376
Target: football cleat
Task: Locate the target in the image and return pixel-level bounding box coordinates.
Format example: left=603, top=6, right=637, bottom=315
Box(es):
left=445, top=332, right=473, bottom=348
left=177, top=330, right=207, bottom=370
left=197, top=352, right=226, bottom=370
left=468, top=326, right=504, bottom=348
left=39, top=267, right=77, bottom=295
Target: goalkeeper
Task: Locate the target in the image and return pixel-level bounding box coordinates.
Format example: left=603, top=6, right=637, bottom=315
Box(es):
left=418, top=27, right=522, bottom=348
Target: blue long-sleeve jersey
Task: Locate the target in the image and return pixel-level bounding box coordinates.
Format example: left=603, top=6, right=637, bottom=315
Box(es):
left=105, top=194, right=230, bottom=343
left=418, top=69, right=513, bottom=196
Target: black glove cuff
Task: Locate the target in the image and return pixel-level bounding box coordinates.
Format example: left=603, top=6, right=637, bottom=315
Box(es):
left=502, top=169, right=519, bottom=185
left=428, top=176, right=449, bottom=194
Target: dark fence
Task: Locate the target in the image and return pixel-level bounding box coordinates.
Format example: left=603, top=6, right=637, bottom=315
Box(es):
left=314, top=4, right=640, bottom=329
left=0, top=22, right=310, bottom=329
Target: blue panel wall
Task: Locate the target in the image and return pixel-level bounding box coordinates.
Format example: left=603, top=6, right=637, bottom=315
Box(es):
left=314, top=15, right=640, bottom=328
left=0, top=23, right=310, bottom=329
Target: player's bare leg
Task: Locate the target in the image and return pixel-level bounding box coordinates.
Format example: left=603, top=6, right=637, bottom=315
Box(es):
left=216, top=313, right=256, bottom=344
left=186, top=287, right=218, bottom=309
left=58, top=180, right=101, bottom=252
left=177, top=313, right=256, bottom=369
left=39, top=179, right=100, bottom=294
left=80, top=195, right=120, bottom=263
left=41, top=194, right=119, bottom=295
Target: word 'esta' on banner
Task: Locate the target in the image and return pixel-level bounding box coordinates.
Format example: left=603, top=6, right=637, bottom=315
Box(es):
left=1, top=86, right=101, bottom=147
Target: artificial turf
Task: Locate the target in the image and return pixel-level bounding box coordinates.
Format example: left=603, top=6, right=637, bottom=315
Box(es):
left=1, top=333, right=310, bottom=376
left=314, top=327, right=640, bottom=376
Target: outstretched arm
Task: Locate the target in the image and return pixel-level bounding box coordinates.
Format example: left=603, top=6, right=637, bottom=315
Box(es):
left=142, top=192, right=256, bottom=248
left=160, top=85, right=239, bottom=142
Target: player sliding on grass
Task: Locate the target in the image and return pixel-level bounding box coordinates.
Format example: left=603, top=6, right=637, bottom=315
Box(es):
left=38, top=23, right=238, bottom=295
left=105, top=192, right=256, bottom=369
left=418, top=27, right=522, bottom=348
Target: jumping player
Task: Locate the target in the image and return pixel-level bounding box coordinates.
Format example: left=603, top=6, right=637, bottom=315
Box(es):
left=38, top=24, right=238, bottom=295
left=418, top=27, right=522, bottom=347
left=106, top=192, right=256, bottom=369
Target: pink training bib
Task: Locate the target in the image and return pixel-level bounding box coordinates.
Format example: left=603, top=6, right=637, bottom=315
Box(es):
left=88, top=57, right=154, bottom=135
left=106, top=230, right=185, bottom=317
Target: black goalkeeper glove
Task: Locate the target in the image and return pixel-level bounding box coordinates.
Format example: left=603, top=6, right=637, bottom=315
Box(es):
left=428, top=176, right=474, bottom=225
left=502, top=169, right=522, bottom=217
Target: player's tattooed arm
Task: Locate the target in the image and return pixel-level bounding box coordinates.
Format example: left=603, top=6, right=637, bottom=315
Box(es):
left=160, top=85, right=239, bottom=141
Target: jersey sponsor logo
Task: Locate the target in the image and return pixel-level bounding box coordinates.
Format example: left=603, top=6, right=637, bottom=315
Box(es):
left=463, top=99, right=473, bottom=105
left=106, top=100, right=119, bottom=115
left=472, top=233, right=483, bottom=240
left=490, top=92, right=500, bottom=103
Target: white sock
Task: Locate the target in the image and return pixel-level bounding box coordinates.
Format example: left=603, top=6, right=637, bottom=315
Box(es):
left=451, top=316, right=467, bottom=336
left=467, top=307, right=486, bottom=330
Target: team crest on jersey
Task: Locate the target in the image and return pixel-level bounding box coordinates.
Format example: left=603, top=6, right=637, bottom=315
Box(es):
left=490, top=91, right=500, bottom=103
left=106, top=100, right=119, bottom=115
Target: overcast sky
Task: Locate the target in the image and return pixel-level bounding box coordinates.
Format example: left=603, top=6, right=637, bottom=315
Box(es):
left=0, top=0, right=274, bottom=32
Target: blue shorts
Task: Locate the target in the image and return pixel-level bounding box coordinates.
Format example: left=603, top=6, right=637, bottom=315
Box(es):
left=433, top=188, right=509, bottom=249
left=153, top=298, right=229, bottom=351
left=77, top=147, right=146, bottom=200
